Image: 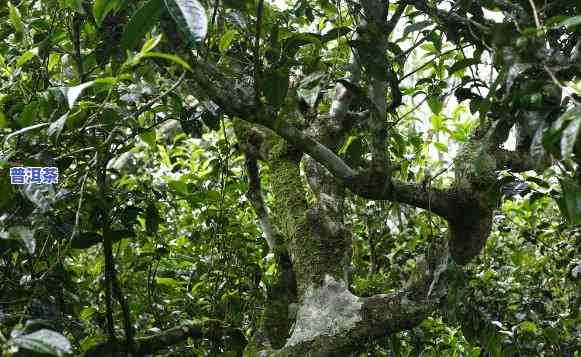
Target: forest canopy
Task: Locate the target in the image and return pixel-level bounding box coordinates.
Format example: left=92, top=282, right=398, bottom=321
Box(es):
left=0, top=0, right=580, bottom=356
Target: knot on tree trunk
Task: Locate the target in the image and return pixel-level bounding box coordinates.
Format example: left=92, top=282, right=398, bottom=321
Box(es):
left=448, top=196, right=494, bottom=265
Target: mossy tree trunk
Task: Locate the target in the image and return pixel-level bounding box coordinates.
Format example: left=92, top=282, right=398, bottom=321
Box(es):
left=153, top=0, right=567, bottom=355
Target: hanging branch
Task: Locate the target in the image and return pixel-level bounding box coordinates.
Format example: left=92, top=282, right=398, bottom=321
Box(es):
left=96, top=152, right=116, bottom=343
left=254, top=0, right=265, bottom=102
left=97, top=148, right=135, bottom=353
left=72, top=13, right=84, bottom=82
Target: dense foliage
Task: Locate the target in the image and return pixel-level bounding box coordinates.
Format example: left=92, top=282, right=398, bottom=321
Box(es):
left=0, top=0, right=580, bottom=356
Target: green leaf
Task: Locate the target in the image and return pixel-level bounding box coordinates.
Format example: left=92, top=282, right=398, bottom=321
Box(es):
left=0, top=111, right=6, bottom=128
left=10, top=329, right=72, bottom=356
left=156, top=277, right=179, bottom=287
left=284, top=33, right=322, bottom=49
left=47, top=112, right=69, bottom=140
left=8, top=226, right=35, bottom=254
left=263, top=67, right=290, bottom=109
left=110, top=229, right=135, bottom=243
left=559, top=177, right=581, bottom=225
left=80, top=307, right=97, bottom=320
left=61, top=0, right=86, bottom=14
left=140, top=130, right=157, bottom=149
left=468, top=347, right=482, bottom=357
left=219, top=30, right=237, bottom=54
left=138, top=52, right=192, bottom=71
left=61, top=81, right=95, bottom=109
left=140, top=35, right=163, bottom=54
left=518, top=321, right=538, bottom=334
left=19, top=102, right=39, bottom=127
left=320, top=26, right=351, bottom=43
left=434, top=142, right=448, bottom=153
left=120, top=0, right=166, bottom=51
left=551, top=16, right=581, bottom=29
left=545, top=15, right=569, bottom=28
left=164, top=0, right=208, bottom=43
left=8, top=2, right=25, bottom=35
left=3, top=123, right=50, bottom=146
left=168, top=180, right=190, bottom=196
left=146, top=203, right=160, bottom=235
left=201, top=111, right=221, bottom=131
left=338, top=135, right=365, bottom=166
left=558, top=106, right=581, bottom=158
left=71, top=230, right=134, bottom=249
left=93, top=0, right=120, bottom=26
left=297, top=71, right=325, bottom=107
left=427, top=97, right=443, bottom=115
left=71, top=232, right=103, bottom=249
left=403, top=20, right=432, bottom=37
left=448, top=58, right=480, bottom=75
left=16, top=48, right=39, bottom=67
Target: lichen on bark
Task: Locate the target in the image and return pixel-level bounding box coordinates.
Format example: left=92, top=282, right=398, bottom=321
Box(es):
left=285, top=275, right=362, bottom=348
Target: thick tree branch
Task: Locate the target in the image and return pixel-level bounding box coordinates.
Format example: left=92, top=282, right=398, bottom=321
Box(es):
left=359, top=0, right=391, bottom=176
left=81, top=320, right=245, bottom=357
left=243, top=143, right=279, bottom=250
left=494, top=148, right=551, bottom=172
left=411, top=0, right=493, bottom=46
left=253, top=239, right=450, bottom=356
left=168, top=43, right=451, bottom=217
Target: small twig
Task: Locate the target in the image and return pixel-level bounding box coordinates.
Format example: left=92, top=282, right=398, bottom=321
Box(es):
left=205, top=0, right=221, bottom=62
left=54, top=147, right=96, bottom=161
left=132, top=72, right=187, bottom=119
left=527, top=0, right=541, bottom=28
left=111, top=72, right=187, bottom=154
left=400, top=45, right=470, bottom=81
left=37, top=166, right=92, bottom=282
left=112, top=272, right=135, bottom=354
left=385, top=0, right=408, bottom=35
left=393, top=95, right=429, bottom=122
left=543, top=64, right=581, bottom=106
left=97, top=151, right=116, bottom=343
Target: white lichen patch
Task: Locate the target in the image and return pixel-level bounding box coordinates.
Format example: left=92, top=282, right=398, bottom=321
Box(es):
left=285, top=275, right=362, bottom=347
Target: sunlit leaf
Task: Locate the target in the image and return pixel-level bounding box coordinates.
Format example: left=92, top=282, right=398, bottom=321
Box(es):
left=8, top=2, right=25, bottom=35
left=8, top=226, right=35, bottom=254
left=518, top=321, right=538, bottom=334
left=551, top=15, right=581, bottom=29
left=140, top=130, right=157, bottom=149
left=140, top=35, right=163, bottom=54
left=16, top=48, right=39, bottom=67
left=403, top=20, right=432, bottom=37
left=164, top=0, right=208, bottom=43
left=219, top=30, right=236, bottom=54
left=60, top=81, right=95, bottom=109
left=121, top=0, right=166, bottom=51
left=138, top=52, right=192, bottom=71
left=3, top=123, right=50, bottom=146
left=10, top=329, right=72, bottom=356
left=47, top=112, right=69, bottom=140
